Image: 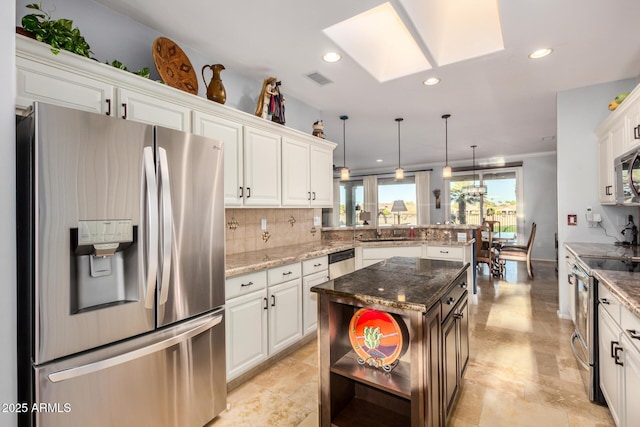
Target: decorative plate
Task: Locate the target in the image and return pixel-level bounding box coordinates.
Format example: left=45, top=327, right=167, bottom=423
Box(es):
left=152, top=37, right=198, bottom=95
left=348, top=308, right=408, bottom=369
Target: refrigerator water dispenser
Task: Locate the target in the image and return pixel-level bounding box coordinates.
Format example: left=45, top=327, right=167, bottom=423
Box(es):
left=70, top=220, right=138, bottom=313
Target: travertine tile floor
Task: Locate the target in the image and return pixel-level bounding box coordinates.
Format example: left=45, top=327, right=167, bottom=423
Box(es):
left=209, top=260, right=615, bottom=427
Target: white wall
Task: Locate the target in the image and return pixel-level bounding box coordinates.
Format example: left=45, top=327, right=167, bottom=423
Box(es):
left=429, top=152, right=559, bottom=261
left=1, top=3, right=17, bottom=427
left=522, top=153, right=558, bottom=261
left=556, top=78, right=639, bottom=317
left=15, top=0, right=322, bottom=134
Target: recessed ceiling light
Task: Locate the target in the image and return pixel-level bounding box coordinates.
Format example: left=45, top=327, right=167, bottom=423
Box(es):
left=528, top=48, right=553, bottom=59
left=322, top=52, right=342, bottom=63
left=423, top=77, right=440, bottom=86
left=376, top=159, right=383, bottom=162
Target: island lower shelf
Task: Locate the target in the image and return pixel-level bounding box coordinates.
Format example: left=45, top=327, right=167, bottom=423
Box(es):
left=313, top=257, right=470, bottom=427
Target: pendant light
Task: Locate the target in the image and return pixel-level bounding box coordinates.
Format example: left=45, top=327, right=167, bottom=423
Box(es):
left=442, top=114, right=452, bottom=178
left=462, top=145, right=488, bottom=196
left=395, top=117, right=404, bottom=179
left=340, top=115, right=349, bottom=180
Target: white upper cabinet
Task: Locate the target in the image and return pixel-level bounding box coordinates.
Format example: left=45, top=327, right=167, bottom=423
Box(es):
left=282, top=138, right=311, bottom=206
left=192, top=112, right=244, bottom=206
left=15, top=34, right=335, bottom=209
left=281, top=138, right=334, bottom=208
left=310, top=145, right=334, bottom=207
left=244, top=127, right=281, bottom=206
left=117, top=88, right=190, bottom=131
left=598, top=133, right=616, bottom=205
left=16, top=56, right=114, bottom=115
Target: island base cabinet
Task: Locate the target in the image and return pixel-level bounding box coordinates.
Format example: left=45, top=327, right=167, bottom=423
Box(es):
left=317, top=295, right=460, bottom=427
left=624, top=334, right=640, bottom=427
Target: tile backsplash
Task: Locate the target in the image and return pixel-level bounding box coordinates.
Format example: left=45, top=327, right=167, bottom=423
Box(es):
left=225, top=208, right=322, bottom=255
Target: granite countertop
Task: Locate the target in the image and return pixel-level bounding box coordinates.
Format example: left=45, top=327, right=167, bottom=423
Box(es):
left=565, top=242, right=640, bottom=260
left=226, top=241, right=354, bottom=277
left=565, top=242, right=640, bottom=320
left=594, top=269, right=640, bottom=319
left=311, top=257, right=469, bottom=312
left=226, top=239, right=474, bottom=277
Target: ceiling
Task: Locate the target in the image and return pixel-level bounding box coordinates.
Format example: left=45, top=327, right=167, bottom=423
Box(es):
left=95, top=0, right=640, bottom=173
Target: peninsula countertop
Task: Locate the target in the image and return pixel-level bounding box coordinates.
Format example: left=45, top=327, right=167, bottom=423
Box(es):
left=226, top=239, right=474, bottom=278
left=310, top=257, right=470, bottom=312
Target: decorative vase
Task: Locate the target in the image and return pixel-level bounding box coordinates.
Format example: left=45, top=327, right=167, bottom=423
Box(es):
left=202, top=64, right=226, bottom=104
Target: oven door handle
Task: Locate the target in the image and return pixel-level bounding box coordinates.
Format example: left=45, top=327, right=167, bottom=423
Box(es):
left=570, top=331, right=590, bottom=370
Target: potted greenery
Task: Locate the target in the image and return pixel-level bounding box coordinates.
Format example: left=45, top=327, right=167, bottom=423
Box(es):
left=20, top=3, right=92, bottom=57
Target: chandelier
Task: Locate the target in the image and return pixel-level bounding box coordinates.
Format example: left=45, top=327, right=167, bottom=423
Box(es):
left=462, top=145, right=487, bottom=196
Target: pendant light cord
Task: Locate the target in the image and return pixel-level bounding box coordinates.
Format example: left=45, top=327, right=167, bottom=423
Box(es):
left=396, top=117, right=403, bottom=169
left=444, top=116, right=448, bottom=165
left=340, top=115, right=348, bottom=167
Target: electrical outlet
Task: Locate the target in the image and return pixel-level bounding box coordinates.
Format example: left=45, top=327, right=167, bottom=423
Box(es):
left=314, top=216, right=321, bottom=226
left=261, top=218, right=267, bottom=230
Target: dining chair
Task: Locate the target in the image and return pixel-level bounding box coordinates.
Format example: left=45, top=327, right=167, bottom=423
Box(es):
left=484, top=220, right=501, bottom=239
left=475, top=224, right=499, bottom=276
left=498, top=222, right=537, bottom=279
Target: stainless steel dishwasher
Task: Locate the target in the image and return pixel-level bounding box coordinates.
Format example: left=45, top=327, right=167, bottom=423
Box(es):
left=328, top=248, right=356, bottom=279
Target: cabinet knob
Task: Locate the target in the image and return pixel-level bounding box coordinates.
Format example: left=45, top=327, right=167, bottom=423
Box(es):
left=240, top=281, right=253, bottom=287
left=263, top=297, right=268, bottom=310
left=600, top=298, right=610, bottom=305
left=121, top=103, right=127, bottom=119
left=634, top=124, right=640, bottom=140
left=446, top=297, right=455, bottom=305
left=459, top=282, right=467, bottom=289
left=239, top=187, right=243, bottom=198
left=246, top=187, right=251, bottom=198
left=271, top=295, right=276, bottom=307
left=283, top=271, right=292, bottom=276
left=105, top=99, right=111, bottom=116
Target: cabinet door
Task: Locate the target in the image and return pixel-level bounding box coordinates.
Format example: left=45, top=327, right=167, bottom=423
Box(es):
left=225, top=291, right=268, bottom=380
left=598, top=134, right=616, bottom=204
left=268, top=279, right=303, bottom=355
left=16, top=57, right=114, bottom=114
left=598, top=306, right=621, bottom=426
left=624, top=106, right=640, bottom=154
left=624, top=334, right=640, bottom=427
left=442, top=314, right=458, bottom=417
left=118, top=88, right=190, bottom=131
left=310, top=145, right=334, bottom=207
left=193, top=112, right=244, bottom=206
left=302, top=271, right=328, bottom=336
left=244, top=127, right=281, bottom=206
left=458, top=297, right=469, bottom=377
left=282, top=138, right=311, bottom=206
left=425, top=306, right=442, bottom=427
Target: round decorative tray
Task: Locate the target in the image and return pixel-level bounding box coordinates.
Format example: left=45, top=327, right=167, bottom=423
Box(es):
left=348, top=308, right=408, bottom=370
left=152, top=37, right=198, bottom=95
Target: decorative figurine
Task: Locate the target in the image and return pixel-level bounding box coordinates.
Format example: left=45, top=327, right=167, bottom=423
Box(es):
left=202, top=64, right=226, bottom=104
left=312, top=120, right=325, bottom=138
left=271, top=81, right=285, bottom=125
left=255, top=77, right=278, bottom=119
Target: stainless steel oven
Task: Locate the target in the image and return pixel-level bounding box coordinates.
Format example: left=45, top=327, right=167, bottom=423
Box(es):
left=569, top=259, right=604, bottom=404
left=615, top=148, right=640, bottom=205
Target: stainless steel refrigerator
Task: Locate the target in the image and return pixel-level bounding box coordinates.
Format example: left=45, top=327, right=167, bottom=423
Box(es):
left=16, top=102, right=226, bottom=427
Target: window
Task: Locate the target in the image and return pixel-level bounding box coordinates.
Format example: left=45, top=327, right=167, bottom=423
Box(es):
left=377, top=177, right=416, bottom=225
left=447, top=167, right=522, bottom=234
left=340, top=180, right=363, bottom=226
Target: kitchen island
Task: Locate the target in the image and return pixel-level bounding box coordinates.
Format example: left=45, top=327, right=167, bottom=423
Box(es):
left=311, top=257, right=470, bottom=427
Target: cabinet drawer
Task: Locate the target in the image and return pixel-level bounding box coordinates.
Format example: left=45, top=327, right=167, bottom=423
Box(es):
left=598, top=282, right=621, bottom=324
left=226, top=271, right=267, bottom=300
left=426, top=245, right=463, bottom=260
left=622, top=305, right=640, bottom=353
left=268, top=262, right=302, bottom=285
left=362, top=245, right=422, bottom=260
left=441, top=281, right=468, bottom=321
left=302, top=256, right=328, bottom=276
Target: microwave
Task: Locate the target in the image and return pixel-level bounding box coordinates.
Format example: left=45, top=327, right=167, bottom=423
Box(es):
left=615, top=148, right=640, bottom=205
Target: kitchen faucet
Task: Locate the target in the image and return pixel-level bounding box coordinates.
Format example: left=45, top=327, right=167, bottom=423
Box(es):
left=376, top=211, right=385, bottom=238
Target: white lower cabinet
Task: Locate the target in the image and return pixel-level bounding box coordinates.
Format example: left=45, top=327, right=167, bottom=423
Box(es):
left=598, top=289, right=640, bottom=427
left=268, top=279, right=303, bottom=355
left=302, top=270, right=328, bottom=335
left=225, top=289, right=268, bottom=381
left=225, top=264, right=304, bottom=381
left=361, top=245, right=423, bottom=268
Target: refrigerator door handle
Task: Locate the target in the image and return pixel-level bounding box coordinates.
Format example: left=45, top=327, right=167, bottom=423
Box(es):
left=143, top=146, right=159, bottom=309
left=158, top=147, right=173, bottom=306
left=47, top=313, right=223, bottom=383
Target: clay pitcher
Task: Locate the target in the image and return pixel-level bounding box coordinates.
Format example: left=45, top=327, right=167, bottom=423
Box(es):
left=202, top=64, right=226, bottom=104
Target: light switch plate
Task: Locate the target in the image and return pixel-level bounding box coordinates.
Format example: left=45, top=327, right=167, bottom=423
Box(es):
left=261, top=219, right=267, bottom=230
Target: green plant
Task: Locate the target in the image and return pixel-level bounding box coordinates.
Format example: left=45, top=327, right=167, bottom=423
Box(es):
left=107, top=60, right=150, bottom=79
left=21, top=3, right=92, bottom=57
